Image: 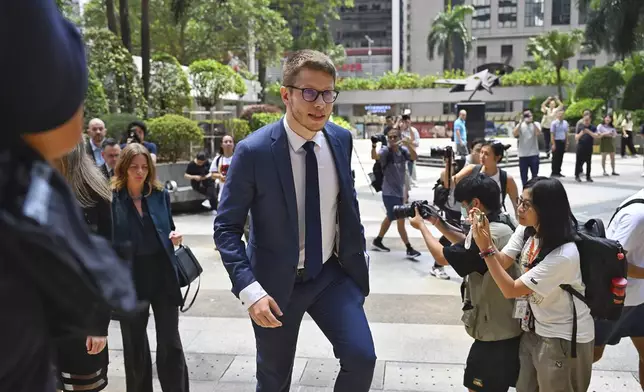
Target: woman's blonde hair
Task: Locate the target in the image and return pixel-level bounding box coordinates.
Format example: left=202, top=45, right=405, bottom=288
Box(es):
left=57, top=136, right=112, bottom=208
left=111, top=143, right=163, bottom=195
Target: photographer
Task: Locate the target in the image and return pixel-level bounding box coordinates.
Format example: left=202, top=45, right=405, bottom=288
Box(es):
left=409, top=174, right=522, bottom=392
left=372, top=128, right=422, bottom=258
left=513, top=109, right=541, bottom=186
left=452, top=141, right=520, bottom=216
left=120, top=121, right=158, bottom=163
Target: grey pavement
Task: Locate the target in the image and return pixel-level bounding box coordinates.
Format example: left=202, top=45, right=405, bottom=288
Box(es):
left=104, top=139, right=644, bottom=391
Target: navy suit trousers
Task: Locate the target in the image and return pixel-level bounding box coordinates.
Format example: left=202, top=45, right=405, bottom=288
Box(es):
left=252, top=258, right=376, bottom=392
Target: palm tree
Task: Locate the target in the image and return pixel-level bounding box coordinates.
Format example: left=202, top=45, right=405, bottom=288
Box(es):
left=106, top=0, right=118, bottom=35
left=527, top=29, right=584, bottom=98
left=426, top=0, right=474, bottom=71
left=119, top=0, right=132, bottom=52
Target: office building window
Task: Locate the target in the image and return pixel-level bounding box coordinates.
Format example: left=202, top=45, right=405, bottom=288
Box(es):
left=552, top=0, right=571, bottom=25
left=562, top=60, right=569, bottom=69
left=472, top=0, right=491, bottom=29
left=577, top=59, right=595, bottom=70
left=579, top=0, right=589, bottom=24
left=525, top=0, right=544, bottom=27
left=501, top=45, right=513, bottom=58
left=477, top=46, right=487, bottom=58
left=498, top=0, right=517, bottom=28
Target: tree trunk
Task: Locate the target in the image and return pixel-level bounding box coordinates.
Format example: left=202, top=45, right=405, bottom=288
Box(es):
left=105, top=0, right=118, bottom=35
left=119, top=0, right=132, bottom=52
left=141, top=0, right=151, bottom=102
left=556, top=66, right=563, bottom=99
left=258, top=57, right=267, bottom=103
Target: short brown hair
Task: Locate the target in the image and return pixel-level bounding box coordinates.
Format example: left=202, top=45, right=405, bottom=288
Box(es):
left=282, top=50, right=336, bottom=86
left=111, top=143, right=163, bottom=195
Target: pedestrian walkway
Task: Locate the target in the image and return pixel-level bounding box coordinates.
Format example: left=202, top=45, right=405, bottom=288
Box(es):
left=103, top=142, right=644, bottom=391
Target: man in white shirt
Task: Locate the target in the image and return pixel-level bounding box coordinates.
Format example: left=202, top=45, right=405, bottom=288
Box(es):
left=595, top=190, right=644, bottom=389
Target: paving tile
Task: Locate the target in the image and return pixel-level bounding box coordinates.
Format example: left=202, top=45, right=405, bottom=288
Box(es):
left=220, top=355, right=307, bottom=385
left=384, top=362, right=464, bottom=392
left=212, top=383, right=255, bottom=392
left=588, top=370, right=641, bottom=392
left=371, top=360, right=386, bottom=390
left=299, top=358, right=339, bottom=387
left=186, top=353, right=235, bottom=381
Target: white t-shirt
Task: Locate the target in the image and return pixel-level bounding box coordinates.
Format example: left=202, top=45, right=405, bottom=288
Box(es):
left=607, top=190, right=644, bottom=306
left=210, top=155, right=233, bottom=199
left=502, top=226, right=595, bottom=343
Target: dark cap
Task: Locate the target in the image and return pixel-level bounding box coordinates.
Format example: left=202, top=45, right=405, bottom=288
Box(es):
left=2, top=3, right=88, bottom=136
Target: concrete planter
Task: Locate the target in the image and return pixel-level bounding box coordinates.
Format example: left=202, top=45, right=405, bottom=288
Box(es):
left=156, top=162, right=206, bottom=211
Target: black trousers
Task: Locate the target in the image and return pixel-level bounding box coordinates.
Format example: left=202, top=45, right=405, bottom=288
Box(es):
left=192, top=178, right=217, bottom=210
left=575, top=144, right=593, bottom=179
left=121, top=299, right=188, bottom=392
left=551, top=140, right=566, bottom=175
left=542, top=128, right=551, bottom=153
left=622, top=131, right=637, bottom=157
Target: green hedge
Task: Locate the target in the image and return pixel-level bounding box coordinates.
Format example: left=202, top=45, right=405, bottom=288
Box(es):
left=250, top=112, right=282, bottom=131
left=329, top=116, right=353, bottom=130
left=565, top=99, right=604, bottom=127
left=101, top=113, right=142, bottom=140
left=575, top=66, right=625, bottom=104
left=147, top=114, right=204, bottom=162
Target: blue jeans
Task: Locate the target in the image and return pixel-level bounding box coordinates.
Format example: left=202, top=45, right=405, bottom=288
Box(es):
left=519, top=155, right=539, bottom=186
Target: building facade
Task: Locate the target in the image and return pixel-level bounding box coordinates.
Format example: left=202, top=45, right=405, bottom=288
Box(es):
left=406, top=0, right=612, bottom=76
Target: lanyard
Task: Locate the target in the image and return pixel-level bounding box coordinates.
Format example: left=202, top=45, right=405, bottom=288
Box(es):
left=525, top=238, right=541, bottom=272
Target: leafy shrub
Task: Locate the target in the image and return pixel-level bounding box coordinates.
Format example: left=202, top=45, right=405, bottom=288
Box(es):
left=622, top=72, right=644, bottom=111
left=250, top=113, right=282, bottom=131
left=101, top=113, right=142, bottom=140
left=329, top=116, right=353, bottom=130
left=225, top=118, right=252, bottom=140
left=147, top=115, right=204, bottom=162
left=575, top=66, right=624, bottom=104
left=149, top=53, right=192, bottom=116
left=240, top=104, right=283, bottom=122
left=565, top=99, right=604, bottom=126
left=84, top=68, right=109, bottom=120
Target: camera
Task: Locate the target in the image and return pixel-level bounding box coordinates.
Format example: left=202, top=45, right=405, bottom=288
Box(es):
left=429, top=145, right=453, bottom=159
left=127, top=128, right=142, bottom=144
left=371, top=134, right=387, bottom=145
left=392, top=200, right=441, bottom=220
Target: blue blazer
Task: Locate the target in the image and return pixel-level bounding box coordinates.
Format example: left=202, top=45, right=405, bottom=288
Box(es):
left=112, top=187, right=182, bottom=305
left=214, top=120, right=369, bottom=309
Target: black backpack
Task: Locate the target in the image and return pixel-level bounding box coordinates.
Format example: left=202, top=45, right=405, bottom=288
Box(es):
left=370, top=148, right=398, bottom=192
left=528, top=218, right=628, bottom=357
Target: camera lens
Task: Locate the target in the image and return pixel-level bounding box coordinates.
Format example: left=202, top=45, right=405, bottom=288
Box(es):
left=392, top=204, right=415, bottom=220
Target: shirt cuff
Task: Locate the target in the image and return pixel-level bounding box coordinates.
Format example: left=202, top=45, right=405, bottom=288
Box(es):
left=239, top=281, right=268, bottom=309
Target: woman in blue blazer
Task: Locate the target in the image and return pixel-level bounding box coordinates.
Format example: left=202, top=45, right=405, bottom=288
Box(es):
left=111, top=143, right=189, bottom=392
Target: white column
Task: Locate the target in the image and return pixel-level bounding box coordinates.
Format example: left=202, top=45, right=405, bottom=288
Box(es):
left=392, top=0, right=401, bottom=73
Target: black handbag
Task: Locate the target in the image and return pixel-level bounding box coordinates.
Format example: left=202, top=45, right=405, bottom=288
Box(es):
left=174, top=244, right=203, bottom=312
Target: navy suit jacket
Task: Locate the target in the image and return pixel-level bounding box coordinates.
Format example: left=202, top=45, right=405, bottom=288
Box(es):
left=214, top=120, right=369, bottom=309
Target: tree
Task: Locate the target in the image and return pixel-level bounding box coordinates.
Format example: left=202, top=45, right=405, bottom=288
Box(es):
left=106, top=0, right=119, bottom=35
left=426, top=0, right=474, bottom=71
left=578, top=0, right=644, bottom=59
left=85, top=28, right=146, bottom=116
left=527, top=29, right=584, bottom=98
left=575, top=66, right=625, bottom=108
left=149, top=53, right=191, bottom=116
left=189, top=59, right=247, bottom=118
left=85, top=69, right=110, bottom=119
left=141, top=0, right=151, bottom=100
left=119, top=0, right=133, bottom=52
left=622, top=72, right=644, bottom=110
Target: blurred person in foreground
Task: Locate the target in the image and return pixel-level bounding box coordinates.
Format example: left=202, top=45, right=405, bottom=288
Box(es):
left=0, top=2, right=138, bottom=391
left=53, top=138, right=114, bottom=392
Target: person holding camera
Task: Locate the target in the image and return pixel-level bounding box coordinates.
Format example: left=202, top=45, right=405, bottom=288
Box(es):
left=371, top=128, right=422, bottom=258
left=409, top=174, right=522, bottom=392
left=513, top=109, right=542, bottom=186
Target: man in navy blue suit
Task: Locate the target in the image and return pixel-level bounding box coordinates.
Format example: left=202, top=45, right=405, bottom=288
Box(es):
left=214, top=49, right=376, bottom=391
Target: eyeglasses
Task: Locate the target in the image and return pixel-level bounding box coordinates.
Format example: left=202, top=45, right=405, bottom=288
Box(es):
left=518, top=197, right=533, bottom=210
left=285, top=86, right=339, bottom=103
left=388, top=135, right=400, bottom=140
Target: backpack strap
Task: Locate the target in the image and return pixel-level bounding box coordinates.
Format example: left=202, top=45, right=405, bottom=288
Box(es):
left=584, top=218, right=606, bottom=238
left=500, top=169, right=508, bottom=212
left=608, top=198, right=644, bottom=227
left=472, top=164, right=482, bottom=176
left=560, top=284, right=587, bottom=359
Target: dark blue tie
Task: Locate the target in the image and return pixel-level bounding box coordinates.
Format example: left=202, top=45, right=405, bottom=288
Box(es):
left=303, top=141, right=323, bottom=280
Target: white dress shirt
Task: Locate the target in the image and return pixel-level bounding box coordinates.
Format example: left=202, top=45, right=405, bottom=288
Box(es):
left=90, top=138, right=105, bottom=166
left=239, top=118, right=340, bottom=308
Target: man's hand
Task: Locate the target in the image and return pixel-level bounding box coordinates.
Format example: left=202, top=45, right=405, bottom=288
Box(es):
left=249, top=295, right=283, bottom=328
left=551, top=144, right=556, bottom=152
left=86, top=336, right=107, bottom=355
left=409, top=207, right=439, bottom=230
left=470, top=208, right=493, bottom=251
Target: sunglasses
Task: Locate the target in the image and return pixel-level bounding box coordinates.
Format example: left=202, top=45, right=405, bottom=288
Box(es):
left=285, top=86, right=339, bottom=103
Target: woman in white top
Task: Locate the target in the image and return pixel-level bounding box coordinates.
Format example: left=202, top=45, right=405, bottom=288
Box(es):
left=209, top=134, right=235, bottom=204
left=470, top=176, right=594, bottom=392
